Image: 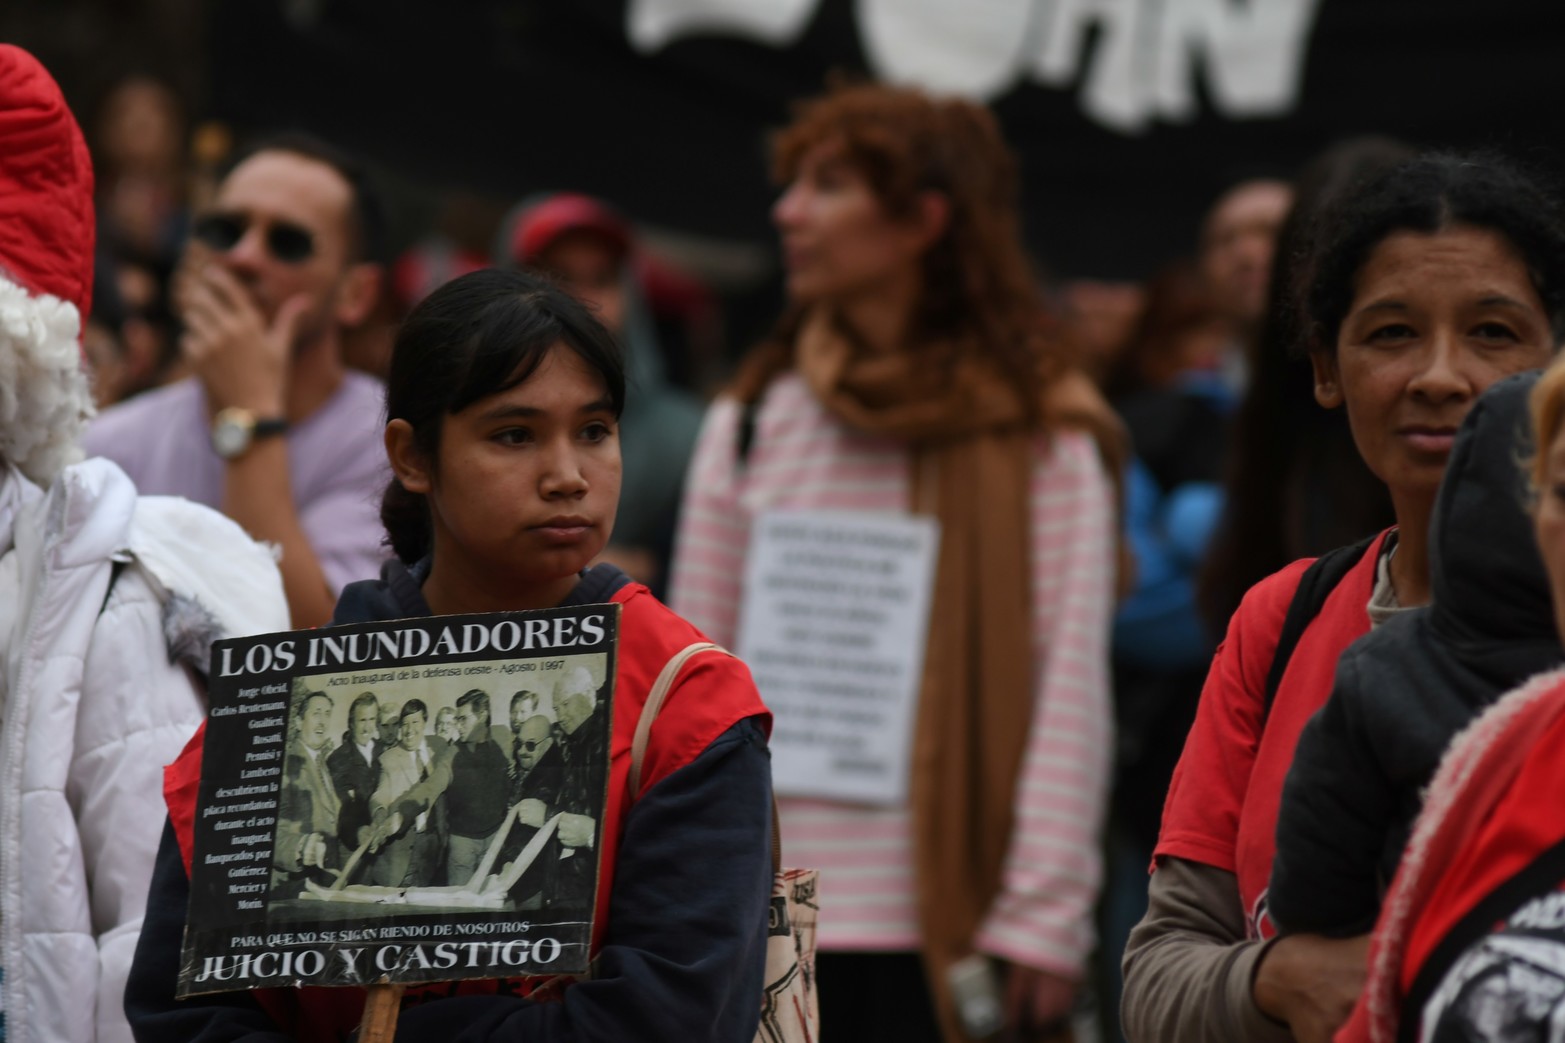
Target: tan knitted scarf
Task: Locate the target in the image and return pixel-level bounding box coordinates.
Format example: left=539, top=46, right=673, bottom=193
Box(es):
left=796, top=310, right=1121, bottom=1042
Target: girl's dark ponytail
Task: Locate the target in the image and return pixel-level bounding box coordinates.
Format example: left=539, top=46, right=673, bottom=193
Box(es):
left=380, top=477, right=432, bottom=565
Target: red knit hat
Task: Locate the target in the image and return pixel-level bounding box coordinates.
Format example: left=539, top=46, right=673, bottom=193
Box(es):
left=0, top=44, right=96, bottom=486
left=0, top=44, right=94, bottom=316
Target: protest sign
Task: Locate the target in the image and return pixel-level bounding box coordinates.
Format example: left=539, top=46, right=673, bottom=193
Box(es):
left=737, top=509, right=939, bottom=805
left=177, top=604, right=619, bottom=997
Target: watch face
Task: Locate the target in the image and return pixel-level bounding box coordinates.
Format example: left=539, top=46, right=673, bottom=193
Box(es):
left=212, top=417, right=251, bottom=458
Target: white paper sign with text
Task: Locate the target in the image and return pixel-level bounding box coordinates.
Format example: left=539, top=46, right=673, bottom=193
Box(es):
left=737, top=510, right=940, bottom=805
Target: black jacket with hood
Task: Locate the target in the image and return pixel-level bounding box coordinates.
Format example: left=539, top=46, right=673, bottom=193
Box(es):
left=1268, top=371, right=1565, bottom=937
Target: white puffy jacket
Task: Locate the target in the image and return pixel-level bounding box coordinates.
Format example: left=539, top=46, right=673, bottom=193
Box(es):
left=0, top=458, right=288, bottom=1043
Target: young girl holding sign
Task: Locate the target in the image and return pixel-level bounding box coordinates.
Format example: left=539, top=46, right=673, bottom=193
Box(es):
left=125, top=267, right=775, bottom=1042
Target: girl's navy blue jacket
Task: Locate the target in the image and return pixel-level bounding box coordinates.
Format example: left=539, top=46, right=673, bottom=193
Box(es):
left=124, top=562, right=775, bottom=1042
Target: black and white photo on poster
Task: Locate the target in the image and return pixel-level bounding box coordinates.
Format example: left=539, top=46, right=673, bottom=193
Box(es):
left=177, top=604, right=619, bottom=997
left=1421, top=893, right=1565, bottom=1043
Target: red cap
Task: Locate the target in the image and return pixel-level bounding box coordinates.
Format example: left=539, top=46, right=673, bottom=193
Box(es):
left=0, top=44, right=94, bottom=318
left=510, top=193, right=630, bottom=267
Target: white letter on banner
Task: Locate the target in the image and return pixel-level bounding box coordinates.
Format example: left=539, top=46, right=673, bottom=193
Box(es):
left=1031, top=0, right=1153, bottom=133
left=1153, top=0, right=1322, bottom=121
left=626, top=0, right=818, bottom=52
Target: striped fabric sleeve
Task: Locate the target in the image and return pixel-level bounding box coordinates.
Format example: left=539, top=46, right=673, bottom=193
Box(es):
left=974, top=430, right=1117, bottom=979
left=669, top=396, right=749, bottom=648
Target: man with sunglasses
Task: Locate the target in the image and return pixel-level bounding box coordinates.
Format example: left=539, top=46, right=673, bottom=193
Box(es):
left=85, top=134, right=387, bottom=627
left=510, top=700, right=562, bottom=794
left=501, top=705, right=566, bottom=906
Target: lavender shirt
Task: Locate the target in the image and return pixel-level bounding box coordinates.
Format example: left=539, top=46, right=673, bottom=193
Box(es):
left=84, top=372, right=390, bottom=593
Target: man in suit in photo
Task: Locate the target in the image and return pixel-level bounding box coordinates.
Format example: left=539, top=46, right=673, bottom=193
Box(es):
left=325, top=690, right=384, bottom=863
left=273, top=690, right=341, bottom=893
left=367, top=699, right=452, bottom=887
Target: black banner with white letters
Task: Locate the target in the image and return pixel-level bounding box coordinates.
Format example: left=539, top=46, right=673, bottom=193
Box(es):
left=208, top=0, right=1565, bottom=280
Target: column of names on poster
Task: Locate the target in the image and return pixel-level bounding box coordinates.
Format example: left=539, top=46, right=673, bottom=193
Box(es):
left=737, top=510, right=939, bottom=805
left=204, top=680, right=289, bottom=913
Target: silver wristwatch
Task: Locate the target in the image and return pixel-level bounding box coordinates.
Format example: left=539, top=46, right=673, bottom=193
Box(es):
left=211, top=407, right=288, bottom=459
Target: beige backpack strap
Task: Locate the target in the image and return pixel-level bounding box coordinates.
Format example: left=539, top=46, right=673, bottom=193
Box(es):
left=628, top=641, right=729, bottom=798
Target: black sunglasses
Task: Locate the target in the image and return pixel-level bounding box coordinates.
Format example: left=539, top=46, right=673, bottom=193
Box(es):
left=518, top=738, right=548, bottom=752
left=192, top=213, right=316, bottom=264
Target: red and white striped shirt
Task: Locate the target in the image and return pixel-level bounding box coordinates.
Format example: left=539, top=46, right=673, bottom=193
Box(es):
left=670, top=374, right=1115, bottom=978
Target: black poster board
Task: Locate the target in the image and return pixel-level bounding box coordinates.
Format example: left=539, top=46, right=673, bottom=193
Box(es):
left=178, top=604, right=620, bottom=997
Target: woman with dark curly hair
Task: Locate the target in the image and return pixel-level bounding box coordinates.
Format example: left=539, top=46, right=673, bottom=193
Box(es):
left=671, top=82, right=1124, bottom=1043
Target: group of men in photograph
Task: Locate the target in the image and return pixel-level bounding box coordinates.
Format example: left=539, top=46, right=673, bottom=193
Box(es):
left=271, top=665, right=610, bottom=909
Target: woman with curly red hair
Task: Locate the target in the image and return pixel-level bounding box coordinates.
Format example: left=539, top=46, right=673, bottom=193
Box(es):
left=672, top=82, right=1123, bottom=1042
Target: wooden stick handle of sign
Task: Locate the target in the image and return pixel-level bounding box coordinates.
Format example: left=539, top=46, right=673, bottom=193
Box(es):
left=359, top=982, right=404, bottom=1043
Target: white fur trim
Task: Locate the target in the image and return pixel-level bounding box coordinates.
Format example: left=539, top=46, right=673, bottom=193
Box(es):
left=0, top=274, right=93, bottom=486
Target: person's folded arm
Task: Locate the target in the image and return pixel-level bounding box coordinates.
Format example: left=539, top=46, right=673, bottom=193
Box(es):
left=1121, top=856, right=1294, bottom=1043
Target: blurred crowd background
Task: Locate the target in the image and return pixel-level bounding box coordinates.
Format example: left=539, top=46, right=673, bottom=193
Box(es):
left=12, top=0, right=1565, bottom=408
left=10, top=2, right=1565, bottom=1038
